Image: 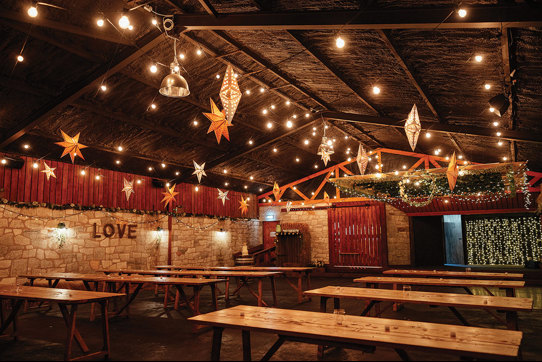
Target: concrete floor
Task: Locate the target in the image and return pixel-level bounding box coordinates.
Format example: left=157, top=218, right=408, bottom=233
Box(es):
left=1, top=277, right=541, bottom=361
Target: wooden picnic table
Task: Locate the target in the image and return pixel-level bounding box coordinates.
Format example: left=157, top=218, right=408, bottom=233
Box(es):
left=384, top=269, right=524, bottom=280
left=0, top=285, right=123, bottom=361
left=304, top=286, right=533, bottom=330
left=355, top=276, right=525, bottom=297
left=188, top=305, right=523, bottom=361
left=19, top=273, right=221, bottom=320
left=155, top=265, right=315, bottom=303
left=98, top=269, right=282, bottom=307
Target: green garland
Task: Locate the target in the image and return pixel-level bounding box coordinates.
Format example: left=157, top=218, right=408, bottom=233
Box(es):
left=0, top=199, right=257, bottom=221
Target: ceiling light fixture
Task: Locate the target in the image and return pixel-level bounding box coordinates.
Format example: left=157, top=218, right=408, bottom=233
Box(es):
left=488, top=94, right=510, bottom=117
left=160, top=38, right=190, bottom=98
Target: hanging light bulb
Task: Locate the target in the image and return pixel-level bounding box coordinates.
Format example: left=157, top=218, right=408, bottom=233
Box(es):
left=150, top=64, right=158, bottom=73
left=372, top=86, right=381, bottom=95
left=458, top=8, right=467, bottom=17
left=27, top=5, right=38, bottom=18
left=32, top=162, right=39, bottom=169
left=97, top=18, right=105, bottom=27
left=100, top=84, right=107, bottom=92
left=336, top=36, right=345, bottom=48
left=118, top=13, right=131, bottom=30
left=16, top=55, right=24, bottom=62
left=286, top=120, right=293, bottom=128
left=160, top=38, right=190, bottom=98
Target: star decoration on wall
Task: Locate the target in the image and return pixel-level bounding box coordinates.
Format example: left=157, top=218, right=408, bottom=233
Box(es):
left=41, top=162, right=56, bottom=181
left=161, top=184, right=179, bottom=209
left=217, top=189, right=229, bottom=206
left=446, top=152, right=459, bottom=191
left=220, top=65, right=242, bottom=123
left=122, top=178, right=135, bottom=201
left=286, top=201, right=292, bottom=213
left=273, top=182, right=281, bottom=201
left=404, top=104, right=421, bottom=151
left=239, top=196, right=249, bottom=215
left=356, top=144, right=368, bottom=175
left=55, top=130, right=87, bottom=163
left=192, top=161, right=207, bottom=183
left=204, top=99, right=233, bottom=144
left=319, top=149, right=332, bottom=166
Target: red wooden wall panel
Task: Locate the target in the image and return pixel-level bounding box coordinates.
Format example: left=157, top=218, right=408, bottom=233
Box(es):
left=0, top=154, right=258, bottom=219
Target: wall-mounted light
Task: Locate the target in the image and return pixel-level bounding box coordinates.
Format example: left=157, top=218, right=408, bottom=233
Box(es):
left=55, top=222, right=68, bottom=249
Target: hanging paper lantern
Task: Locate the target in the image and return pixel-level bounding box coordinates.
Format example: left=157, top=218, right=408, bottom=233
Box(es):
left=356, top=144, right=368, bottom=175
left=404, top=104, right=421, bottom=151
left=219, top=65, right=242, bottom=124
left=273, top=182, right=281, bottom=201
left=446, top=152, right=459, bottom=191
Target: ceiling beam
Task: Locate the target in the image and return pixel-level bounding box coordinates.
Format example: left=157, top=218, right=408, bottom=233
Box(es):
left=0, top=31, right=164, bottom=149
left=174, top=5, right=542, bottom=31
left=322, top=111, right=542, bottom=145
left=197, top=0, right=218, bottom=17
left=0, top=7, right=134, bottom=46
left=501, top=28, right=518, bottom=162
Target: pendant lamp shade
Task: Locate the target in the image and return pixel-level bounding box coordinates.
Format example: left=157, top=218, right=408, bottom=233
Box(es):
left=160, top=38, right=190, bottom=98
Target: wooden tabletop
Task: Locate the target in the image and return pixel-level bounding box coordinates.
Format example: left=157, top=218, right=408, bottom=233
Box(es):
left=355, top=276, right=525, bottom=288
left=156, top=266, right=314, bottom=272
left=0, top=285, right=124, bottom=303
left=98, top=269, right=283, bottom=278
left=19, top=273, right=223, bottom=285
left=188, top=305, right=522, bottom=359
left=384, top=269, right=524, bottom=279
left=304, top=286, right=533, bottom=311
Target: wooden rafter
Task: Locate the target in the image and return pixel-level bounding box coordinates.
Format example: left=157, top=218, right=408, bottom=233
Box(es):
left=197, top=0, right=218, bottom=17
left=0, top=31, right=164, bottom=149
left=501, top=28, right=518, bottom=162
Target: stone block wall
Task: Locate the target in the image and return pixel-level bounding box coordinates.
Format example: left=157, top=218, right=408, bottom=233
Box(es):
left=385, top=204, right=411, bottom=265
left=0, top=204, right=262, bottom=283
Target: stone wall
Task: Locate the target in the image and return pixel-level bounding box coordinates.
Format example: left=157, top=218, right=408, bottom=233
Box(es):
left=0, top=204, right=262, bottom=283
left=385, top=204, right=411, bottom=266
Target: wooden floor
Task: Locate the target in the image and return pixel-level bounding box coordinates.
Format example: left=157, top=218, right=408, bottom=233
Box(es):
left=1, top=276, right=541, bottom=361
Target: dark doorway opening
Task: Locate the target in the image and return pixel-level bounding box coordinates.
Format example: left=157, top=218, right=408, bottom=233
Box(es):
left=412, top=216, right=445, bottom=267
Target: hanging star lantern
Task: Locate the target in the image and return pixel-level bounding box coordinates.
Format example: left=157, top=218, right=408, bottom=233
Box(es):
left=286, top=201, right=292, bottom=213
left=192, top=161, right=207, bottom=183
left=323, top=191, right=331, bottom=204
left=446, top=152, right=459, bottom=191
left=356, top=144, right=369, bottom=175
left=204, top=99, right=232, bottom=144
left=404, top=104, right=421, bottom=151
left=161, top=184, right=179, bottom=209
left=273, top=182, right=281, bottom=201
left=317, top=135, right=334, bottom=167
left=320, top=149, right=332, bottom=166
left=220, top=65, right=242, bottom=123
left=217, top=189, right=229, bottom=206
left=55, top=130, right=87, bottom=163
left=239, top=196, right=249, bottom=215
left=41, top=162, right=56, bottom=181
left=122, top=178, right=135, bottom=202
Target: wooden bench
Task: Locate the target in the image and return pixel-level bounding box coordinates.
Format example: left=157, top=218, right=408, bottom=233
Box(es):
left=0, top=286, right=123, bottom=361
left=355, top=276, right=525, bottom=297
left=384, top=269, right=524, bottom=280
left=188, top=305, right=523, bottom=361
left=304, top=286, right=533, bottom=330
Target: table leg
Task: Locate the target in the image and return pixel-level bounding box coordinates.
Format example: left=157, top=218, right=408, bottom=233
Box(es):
left=306, top=272, right=312, bottom=302
left=506, top=288, right=515, bottom=298
left=114, top=283, right=144, bottom=317
left=506, top=311, right=519, bottom=330
left=297, top=275, right=303, bottom=304
left=361, top=300, right=378, bottom=316
left=0, top=300, right=23, bottom=337
left=211, top=284, right=218, bottom=311
left=63, top=304, right=78, bottom=361
left=242, top=330, right=252, bottom=362
left=318, top=297, right=328, bottom=358
left=333, top=298, right=341, bottom=310
left=164, top=286, right=170, bottom=308
left=59, top=304, right=89, bottom=354
left=174, top=290, right=180, bottom=310
left=270, top=277, right=277, bottom=307
left=225, top=278, right=230, bottom=304
left=101, top=301, right=110, bottom=358
left=192, top=286, right=201, bottom=315
left=257, top=279, right=263, bottom=307
left=262, top=337, right=285, bottom=361
left=211, top=327, right=223, bottom=361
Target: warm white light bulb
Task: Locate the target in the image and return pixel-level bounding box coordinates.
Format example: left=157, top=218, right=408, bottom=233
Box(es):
left=498, top=141, right=504, bottom=146
left=246, top=89, right=251, bottom=95
left=97, top=19, right=105, bottom=27
left=195, top=186, right=199, bottom=192
left=223, top=169, right=227, bottom=174
left=81, top=170, right=86, bottom=176
left=117, top=146, right=123, bottom=152
left=33, top=162, right=39, bottom=169
left=197, top=49, right=202, bottom=56
left=286, top=120, right=293, bottom=128
left=458, top=8, right=467, bottom=18
left=273, top=148, right=278, bottom=153
left=150, top=103, right=157, bottom=110
left=304, top=139, right=309, bottom=145
left=372, top=86, right=381, bottom=95
left=425, top=132, right=432, bottom=138
left=475, top=55, right=483, bottom=63
left=100, top=84, right=107, bottom=92
left=179, top=53, right=185, bottom=60
left=23, top=144, right=30, bottom=149
left=336, top=37, right=345, bottom=48
left=152, top=18, right=158, bottom=26
left=484, top=83, right=491, bottom=90
left=266, top=122, right=273, bottom=129
left=493, top=121, right=499, bottom=127
left=161, top=163, right=166, bottom=168
left=16, top=55, right=24, bottom=62
left=262, top=109, right=268, bottom=115
left=248, top=140, right=253, bottom=145
left=489, top=107, right=495, bottom=113
left=119, top=15, right=130, bottom=30
left=193, top=120, right=198, bottom=126
left=27, top=6, right=38, bottom=18
left=150, top=64, right=158, bottom=73
left=116, top=160, right=121, bottom=164
left=128, top=25, right=134, bottom=31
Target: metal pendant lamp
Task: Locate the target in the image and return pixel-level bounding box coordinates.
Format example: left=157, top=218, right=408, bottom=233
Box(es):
left=160, top=39, right=190, bottom=98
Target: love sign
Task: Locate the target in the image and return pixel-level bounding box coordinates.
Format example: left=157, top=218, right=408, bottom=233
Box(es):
left=92, top=223, right=137, bottom=239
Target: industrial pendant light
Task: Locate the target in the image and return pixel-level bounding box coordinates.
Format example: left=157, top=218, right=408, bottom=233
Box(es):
left=160, top=38, right=190, bottom=98
left=488, top=94, right=510, bottom=117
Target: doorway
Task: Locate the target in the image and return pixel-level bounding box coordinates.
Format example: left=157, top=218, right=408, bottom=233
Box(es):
left=411, top=216, right=445, bottom=267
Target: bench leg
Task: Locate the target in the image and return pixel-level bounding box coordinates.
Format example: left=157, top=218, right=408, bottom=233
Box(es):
left=242, top=330, right=251, bottom=362
left=262, top=337, right=285, bottom=362
left=211, top=327, right=223, bottom=361
left=318, top=297, right=328, bottom=358
left=101, top=301, right=111, bottom=359
left=395, top=349, right=411, bottom=361
left=506, top=311, right=519, bottom=330
left=270, top=277, right=277, bottom=307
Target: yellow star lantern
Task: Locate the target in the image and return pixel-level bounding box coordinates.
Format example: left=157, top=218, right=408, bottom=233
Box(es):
left=55, top=130, right=87, bottom=163
left=323, top=191, right=330, bottom=204
left=239, top=196, right=249, bottom=215
left=404, top=104, right=421, bottom=151
left=272, top=182, right=281, bottom=201
left=204, top=99, right=233, bottom=144
left=220, top=65, right=242, bottom=123
left=446, top=152, right=459, bottom=191
left=161, top=184, right=179, bottom=209
left=41, top=162, right=56, bottom=181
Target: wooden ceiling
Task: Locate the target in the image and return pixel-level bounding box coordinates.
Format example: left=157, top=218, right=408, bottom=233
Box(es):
left=1, top=0, right=541, bottom=196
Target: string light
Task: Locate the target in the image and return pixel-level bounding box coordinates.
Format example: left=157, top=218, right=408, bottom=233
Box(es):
left=496, top=132, right=502, bottom=137
left=195, top=186, right=199, bottom=192
left=216, top=74, right=221, bottom=79
left=248, top=140, right=254, bottom=145
left=498, top=141, right=504, bottom=146
left=372, top=86, right=381, bottom=95
left=32, top=162, right=39, bottom=169
left=118, top=14, right=130, bottom=30
left=150, top=64, right=158, bottom=73
left=152, top=18, right=158, bottom=26
left=286, top=120, right=293, bottom=128
left=304, top=139, right=309, bottom=145
left=295, top=157, right=300, bottom=162
left=266, top=122, right=273, bottom=129
left=193, top=120, right=199, bottom=126
left=197, top=49, right=202, bottom=56
left=148, top=167, right=153, bottom=171
left=150, top=103, right=157, bottom=110
left=475, top=55, right=483, bottom=63
left=95, top=175, right=101, bottom=180
left=161, top=163, right=166, bottom=168
left=179, top=53, right=185, bottom=60
left=271, top=105, right=276, bottom=110
left=100, top=84, right=107, bottom=92
left=223, top=169, right=227, bottom=174
left=117, top=146, right=123, bottom=152
left=137, top=180, right=141, bottom=184
left=1, top=159, right=7, bottom=165
left=27, top=5, right=38, bottom=17
left=175, top=171, right=180, bottom=176
left=458, top=8, right=467, bottom=17
left=16, top=54, right=24, bottom=62
left=262, top=109, right=268, bottom=115
left=250, top=176, right=254, bottom=180
left=336, top=36, right=345, bottom=48
left=425, top=132, right=432, bottom=139
left=489, top=107, right=495, bottom=113
left=97, top=18, right=105, bottom=27
left=23, top=144, right=30, bottom=149
left=260, top=87, right=265, bottom=93
left=246, top=89, right=251, bottom=95
left=286, top=100, right=291, bottom=106
left=484, top=83, right=491, bottom=90
left=80, top=170, right=86, bottom=176
left=116, top=160, right=121, bottom=165
left=493, top=121, right=499, bottom=127
left=273, top=148, right=278, bottom=153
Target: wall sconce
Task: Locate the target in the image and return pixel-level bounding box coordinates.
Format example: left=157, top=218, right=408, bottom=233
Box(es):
left=154, top=227, right=164, bottom=246
left=55, top=222, right=67, bottom=249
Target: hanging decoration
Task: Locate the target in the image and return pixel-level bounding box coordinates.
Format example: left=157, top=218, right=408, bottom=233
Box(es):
left=55, top=130, right=87, bottom=164
left=356, top=144, right=368, bottom=175
left=446, top=152, right=459, bottom=191
left=273, top=182, right=281, bottom=201
left=203, top=99, right=232, bottom=144
left=219, top=65, right=242, bottom=123
left=159, top=38, right=190, bottom=98
left=317, top=123, right=334, bottom=166
left=192, top=161, right=207, bottom=183
left=122, top=178, right=135, bottom=201
left=161, top=184, right=179, bottom=209
left=323, top=191, right=330, bottom=204
left=286, top=201, right=292, bottom=212
left=404, top=104, right=421, bottom=151
left=217, top=189, right=229, bottom=206
left=41, top=162, right=56, bottom=181
left=239, top=196, right=249, bottom=215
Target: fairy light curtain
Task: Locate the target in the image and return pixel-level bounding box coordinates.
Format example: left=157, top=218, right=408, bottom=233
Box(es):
left=465, top=215, right=542, bottom=265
